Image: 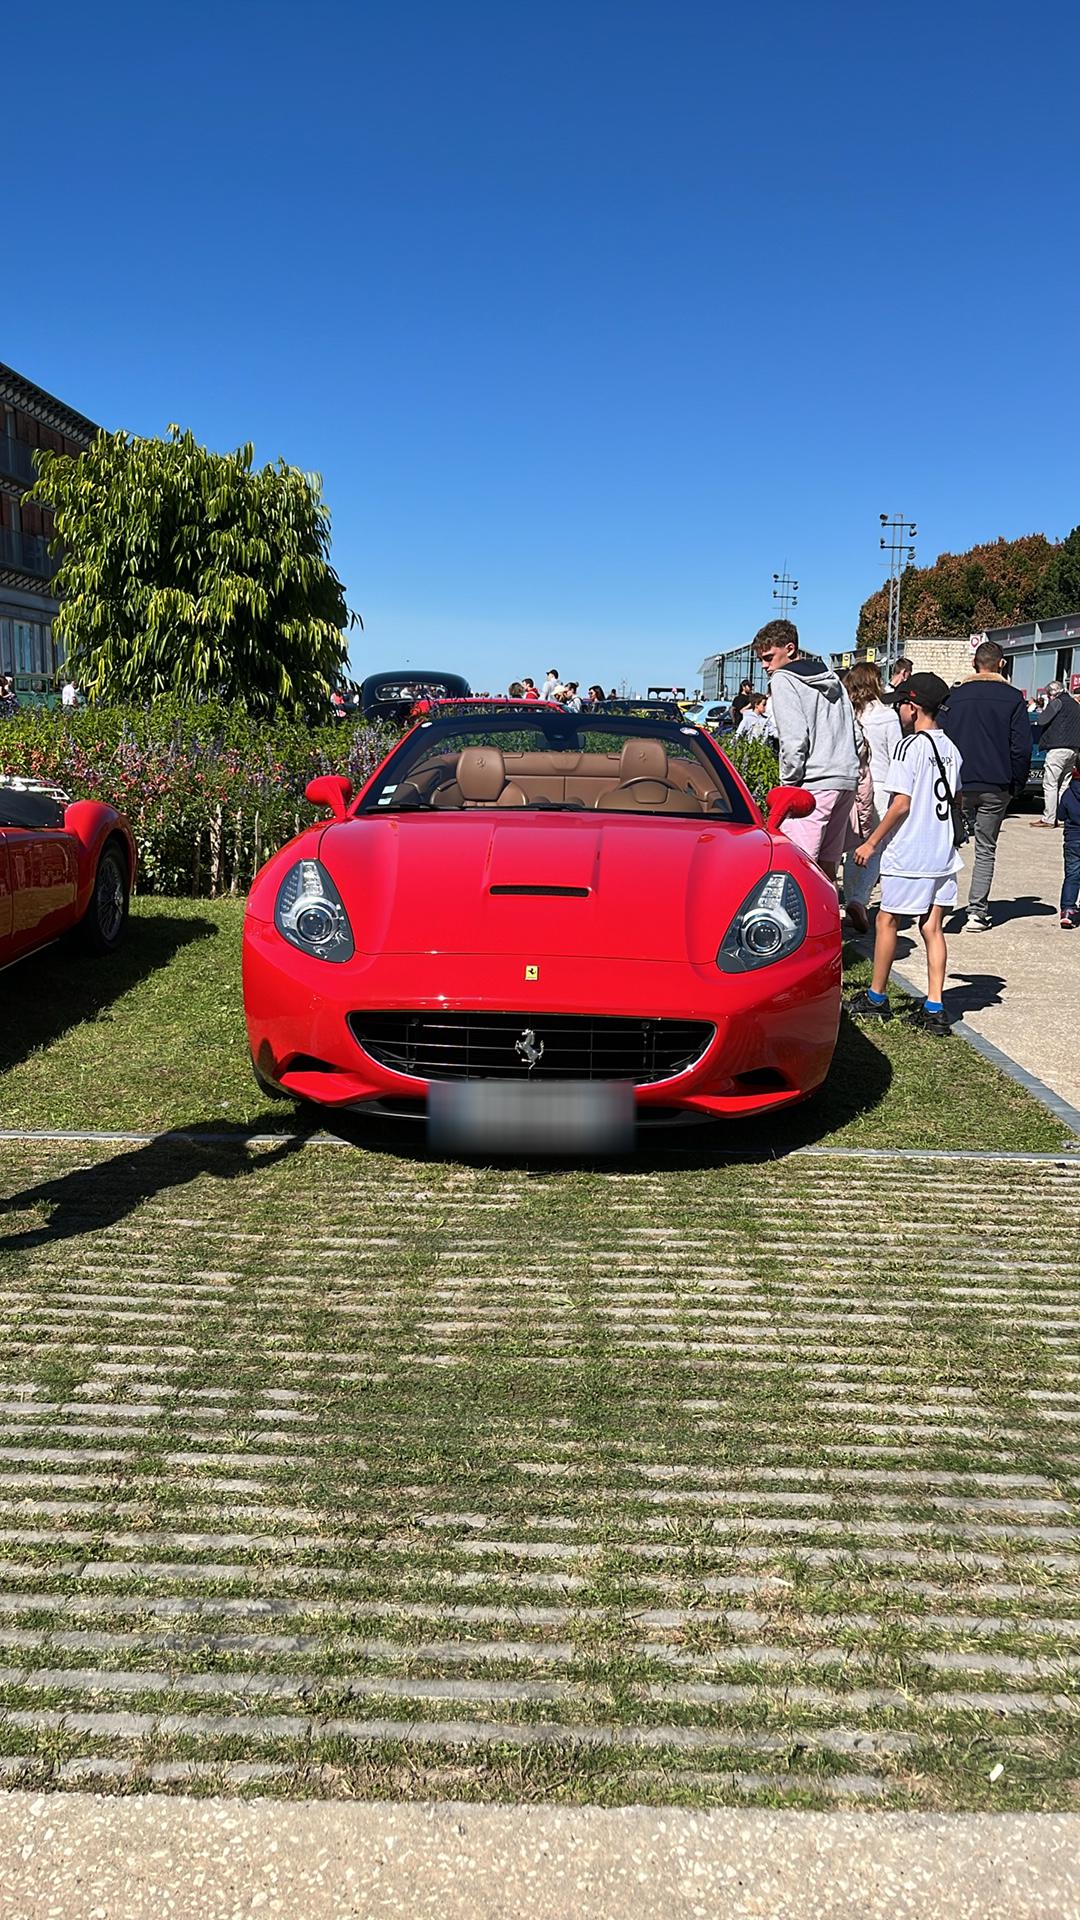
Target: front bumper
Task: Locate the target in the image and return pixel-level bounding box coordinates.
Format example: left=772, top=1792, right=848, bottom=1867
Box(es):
left=243, top=918, right=842, bottom=1120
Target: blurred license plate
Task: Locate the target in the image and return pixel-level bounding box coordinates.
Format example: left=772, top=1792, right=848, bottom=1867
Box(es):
left=428, top=1080, right=634, bottom=1155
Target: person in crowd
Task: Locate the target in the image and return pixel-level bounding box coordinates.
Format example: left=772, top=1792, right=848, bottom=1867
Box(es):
left=521, top=676, right=540, bottom=701
left=730, top=678, right=755, bottom=725
left=587, top=684, right=606, bottom=707
left=881, top=658, right=914, bottom=707
left=938, top=639, right=1030, bottom=930
left=507, top=680, right=525, bottom=698
left=753, top=620, right=861, bottom=882
left=1058, top=757, right=1080, bottom=929
left=542, top=668, right=560, bottom=699
left=841, top=661, right=903, bottom=934
left=608, top=688, right=618, bottom=700
left=560, top=681, right=583, bottom=713
left=733, top=692, right=770, bottom=742
left=0, top=675, right=18, bottom=719
left=61, top=678, right=80, bottom=709
left=847, top=673, right=963, bottom=1036
left=1032, top=681, right=1080, bottom=828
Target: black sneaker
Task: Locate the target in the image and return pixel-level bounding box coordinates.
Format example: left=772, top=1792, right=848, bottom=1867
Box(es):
left=905, top=1002, right=951, bottom=1036
left=846, top=989, right=892, bottom=1022
left=1061, top=913, right=1078, bottom=931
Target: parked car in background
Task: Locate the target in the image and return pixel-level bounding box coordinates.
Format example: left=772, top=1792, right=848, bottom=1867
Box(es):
left=360, top=671, right=471, bottom=728
left=243, top=701, right=842, bottom=1149
left=0, top=776, right=135, bottom=969
left=683, top=701, right=732, bottom=734
left=1022, top=717, right=1047, bottom=803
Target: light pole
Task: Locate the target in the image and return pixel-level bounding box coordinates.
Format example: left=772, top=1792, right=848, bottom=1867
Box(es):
left=878, top=514, right=916, bottom=671
left=772, top=569, right=799, bottom=618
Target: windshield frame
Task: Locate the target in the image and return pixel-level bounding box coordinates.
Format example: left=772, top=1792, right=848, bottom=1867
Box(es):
left=352, top=707, right=758, bottom=824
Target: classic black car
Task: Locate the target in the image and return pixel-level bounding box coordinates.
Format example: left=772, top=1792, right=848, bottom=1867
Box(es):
left=360, top=671, right=471, bottom=727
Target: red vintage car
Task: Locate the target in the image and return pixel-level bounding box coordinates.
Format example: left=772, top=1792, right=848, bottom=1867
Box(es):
left=0, top=778, right=136, bottom=970
left=243, top=703, right=842, bottom=1145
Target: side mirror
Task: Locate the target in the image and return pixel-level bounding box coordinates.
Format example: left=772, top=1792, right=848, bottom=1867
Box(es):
left=305, top=775, right=353, bottom=821
left=765, top=785, right=815, bottom=833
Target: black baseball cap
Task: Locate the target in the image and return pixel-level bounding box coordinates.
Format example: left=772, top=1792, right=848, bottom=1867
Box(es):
left=894, top=671, right=950, bottom=713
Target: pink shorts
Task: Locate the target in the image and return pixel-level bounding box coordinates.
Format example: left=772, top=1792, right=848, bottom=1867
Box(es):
left=781, top=788, right=854, bottom=868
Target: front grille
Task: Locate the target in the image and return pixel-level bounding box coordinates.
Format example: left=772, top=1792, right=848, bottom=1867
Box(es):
left=348, top=1012, right=714, bottom=1085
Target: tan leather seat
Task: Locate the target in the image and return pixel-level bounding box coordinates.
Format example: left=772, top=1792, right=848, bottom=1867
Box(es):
left=432, top=746, right=525, bottom=808
left=595, top=739, right=703, bottom=812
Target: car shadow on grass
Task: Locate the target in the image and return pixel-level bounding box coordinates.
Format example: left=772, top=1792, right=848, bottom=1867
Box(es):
left=0, top=909, right=217, bottom=1078
left=0, top=1123, right=307, bottom=1254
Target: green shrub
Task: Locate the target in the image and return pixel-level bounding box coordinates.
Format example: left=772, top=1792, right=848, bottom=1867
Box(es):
left=721, top=730, right=780, bottom=804
left=0, top=701, right=396, bottom=896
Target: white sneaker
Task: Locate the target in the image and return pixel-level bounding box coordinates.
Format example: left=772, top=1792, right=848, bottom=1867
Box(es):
left=963, top=911, right=992, bottom=932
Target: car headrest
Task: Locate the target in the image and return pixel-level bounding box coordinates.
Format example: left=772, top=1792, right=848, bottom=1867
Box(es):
left=457, top=746, right=507, bottom=801
left=618, top=739, right=669, bottom=782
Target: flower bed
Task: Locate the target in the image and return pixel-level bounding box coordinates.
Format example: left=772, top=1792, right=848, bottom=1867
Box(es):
left=0, top=701, right=396, bottom=896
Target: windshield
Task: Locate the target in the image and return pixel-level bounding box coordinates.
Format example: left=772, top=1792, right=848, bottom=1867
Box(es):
left=357, top=711, right=754, bottom=821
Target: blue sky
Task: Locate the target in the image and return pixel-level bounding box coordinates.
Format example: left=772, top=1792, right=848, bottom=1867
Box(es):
left=10, top=1, right=1079, bottom=692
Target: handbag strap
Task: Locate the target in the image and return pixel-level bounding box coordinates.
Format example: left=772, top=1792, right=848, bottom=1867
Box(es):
left=925, top=732, right=957, bottom=807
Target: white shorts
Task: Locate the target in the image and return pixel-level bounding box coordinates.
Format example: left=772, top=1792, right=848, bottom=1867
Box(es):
left=879, top=873, right=959, bottom=916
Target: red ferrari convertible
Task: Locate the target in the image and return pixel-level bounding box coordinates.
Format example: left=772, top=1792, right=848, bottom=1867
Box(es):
left=0, top=777, right=135, bottom=971
left=243, top=703, right=842, bottom=1144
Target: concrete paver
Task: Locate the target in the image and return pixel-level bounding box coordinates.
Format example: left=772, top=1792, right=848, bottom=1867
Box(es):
left=1, top=1795, right=1079, bottom=1919
left=888, top=810, right=1080, bottom=1115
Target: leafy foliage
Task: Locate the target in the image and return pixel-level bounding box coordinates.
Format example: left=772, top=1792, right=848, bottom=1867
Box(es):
left=28, top=427, right=352, bottom=714
left=0, top=702, right=395, bottom=896
left=721, top=729, right=780, bottom=803
left=856, top=531, right=1073, bottom=646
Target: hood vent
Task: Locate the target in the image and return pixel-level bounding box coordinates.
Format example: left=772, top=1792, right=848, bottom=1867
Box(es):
left=489, top=884, right=590, bottom=898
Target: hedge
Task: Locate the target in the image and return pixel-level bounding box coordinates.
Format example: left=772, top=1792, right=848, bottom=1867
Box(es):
left=0, top=702, right=396, bottom=896
left=0, top=703, right=782, bottom=898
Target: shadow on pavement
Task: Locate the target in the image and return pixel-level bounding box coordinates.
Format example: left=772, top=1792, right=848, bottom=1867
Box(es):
left=950, top=893, right=1057, bottom=929
left=0, top=1124, right=306, bottom=1254
left=0, top=910, right=216, bottom=1078
left=942, top=971, right=1007, bottom=1017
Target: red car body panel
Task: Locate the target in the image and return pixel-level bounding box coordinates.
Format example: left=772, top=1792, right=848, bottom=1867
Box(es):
left=0, top=798, right=136, bottom=969
left=243, top=722, right=843, bottom=1122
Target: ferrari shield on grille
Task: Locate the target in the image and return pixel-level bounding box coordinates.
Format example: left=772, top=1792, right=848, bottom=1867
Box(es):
left=428, top=1081, right=634, bottom=1155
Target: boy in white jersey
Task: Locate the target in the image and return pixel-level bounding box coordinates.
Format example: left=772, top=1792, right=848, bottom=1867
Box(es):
left=846, top=672, right=963, bottom=1037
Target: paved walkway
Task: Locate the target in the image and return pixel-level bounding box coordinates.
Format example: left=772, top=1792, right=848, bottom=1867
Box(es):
left=888, top=810, right=1080, bottom=1117
left=3, top=1797, right=1079, bottom=1918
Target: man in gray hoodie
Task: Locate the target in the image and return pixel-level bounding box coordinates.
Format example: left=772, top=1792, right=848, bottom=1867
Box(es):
left=753, top=620, right=861, bottom=880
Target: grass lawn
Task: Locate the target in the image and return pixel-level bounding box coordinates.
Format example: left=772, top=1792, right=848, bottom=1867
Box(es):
left=0, top=896, right=1067, bottom=1150
left=0, top=1133, right=1076, bottom=1809
left=1, top=899, right=1078, bottom=1809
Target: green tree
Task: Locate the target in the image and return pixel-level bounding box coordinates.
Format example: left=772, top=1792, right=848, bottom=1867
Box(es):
left=28, top=426, right=353, bottom=713
left=1036, top=525, right=1080, bottom=618
left=856, top=533, right=1055, bottom=648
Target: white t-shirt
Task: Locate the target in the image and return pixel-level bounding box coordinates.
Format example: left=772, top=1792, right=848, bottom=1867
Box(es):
left=879, top=728, right=965, bottom=878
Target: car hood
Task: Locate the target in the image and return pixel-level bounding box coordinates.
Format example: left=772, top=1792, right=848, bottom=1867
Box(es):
left=318, top=814, right=773, bottom=963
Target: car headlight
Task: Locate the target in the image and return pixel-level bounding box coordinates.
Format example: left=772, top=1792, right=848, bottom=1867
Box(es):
left=274, top=859, right=354, bottom=962
left=717, top=871, right=807, bottom=973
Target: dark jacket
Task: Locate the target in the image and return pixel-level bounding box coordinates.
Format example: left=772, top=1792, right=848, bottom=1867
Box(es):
left=939, top=675, right=1031, bottom=791
left=1059, top=774, right=1080, bottom=840
left=1037, top=692, right=1080, bottom=752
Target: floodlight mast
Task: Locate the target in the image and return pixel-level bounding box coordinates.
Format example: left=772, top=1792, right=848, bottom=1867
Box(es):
left=878, top=514, right=917, bottom=671
left=772, top=568, right=799, bottom=617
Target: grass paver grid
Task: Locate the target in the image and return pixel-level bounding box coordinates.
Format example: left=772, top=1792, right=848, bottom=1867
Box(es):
left=0, top=1137, right=1077, bottom=1811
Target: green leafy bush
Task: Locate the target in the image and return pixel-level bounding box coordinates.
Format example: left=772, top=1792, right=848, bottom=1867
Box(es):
left=721, top=730, right=780, bottom=804
left=0, top=701, right=395, bottom=896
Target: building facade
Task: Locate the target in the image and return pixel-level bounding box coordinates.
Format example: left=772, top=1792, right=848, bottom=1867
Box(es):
left=0, top=362, right=98, bottom=705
